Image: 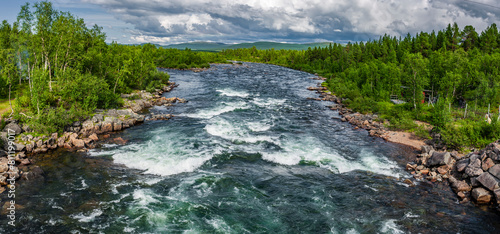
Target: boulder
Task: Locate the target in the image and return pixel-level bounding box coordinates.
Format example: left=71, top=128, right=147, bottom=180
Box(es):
left=471, top=187, right=492, bottom=204
left=456, top=158, right=469, bottom=172
left=36, top=140, right=43, bottom=148
left=468, top=155, right=481, bottom=168
left=427, top=151, right=452, bottom=167
left=83, top=138, right=93, bottom=146
left=113, top=137, right=127, bottom=145
left=100, top=120, right=113, bottom=133
left=71, top=138, right=85, bottom=148
left=421, top=145, right=433, bottom=154
left=0, top=158, right=9, bottom=173
left=491, top=143, right=500, bottom=155
left=3, top=122, right=22, bottom=135
left=437, top=165, right=449, bottom=175
left=494, top=189, right=500, bottom=202
left=465, top=166, right=484, bottom=177
left=57, top=137, right=65, bottom=148
left=89, top=134, right=98, bottom=141
left=25, top=143, right=34, bottom=153
left=482, top=158, right=495, bottom=171
left=489, top=164, right=500, bottom=179
left=113, top=119, right=123, bottom=131
left=449, top=176, right=471, bottom=192
left=131, top=100, right=145, bottom=112
left=14, top=143, right=25, bottom=152
left=92, top=114, right=104, bottom=123
left=106, top=109, right=118, bottom=117
left=476, top=172, right=500, bottom=191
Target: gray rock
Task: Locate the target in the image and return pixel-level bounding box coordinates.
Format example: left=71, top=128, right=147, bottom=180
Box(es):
left=0, top=149, right=6, bottom=157
left=449, top=176, right=471, bottom=192
left=491, top=143, right=500, bottom=155
left=92, top=114, right=104, bottom=123
left=494, top=189, right=500, bottom=203
left=489, top=164, right=500, bottom=180
left=465, top=166, right=484, bottom=177
left=468, top=155, right=481, bottom=168
left=476, top=172, right=500, bottom=191
left=72, top=121, right=82, bottom=127
left=3, top=122, right=22, bottom=135
left=456, top=158, right=469, bottom=172
left=14, top=143, right=25, bottom=152
left=116, top=109, right=133, bottom=116
left=471, top=187, right=492, bottom=204
left=427, top=151, right=452, bottom=167
left=420, top=145, right=433, bottom=154
left=106, top=109, right=118, bottom=117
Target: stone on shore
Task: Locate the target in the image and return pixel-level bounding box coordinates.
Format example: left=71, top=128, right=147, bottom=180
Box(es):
left=449, top=176, right=471, bottom=192
left=427, top=151, right=452, bottom=167
left=488, top=164, right=500, bottom=179
left=471, top=187, right=492, bottom=204
left=3, top=122, right=22, bottom=135
left=89, top=133, right=98, bottom=141
left=476, top=172, right=500, bottom=191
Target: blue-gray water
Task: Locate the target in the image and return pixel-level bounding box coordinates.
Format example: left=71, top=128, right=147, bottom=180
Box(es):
left=2, top=63, right=499, bottom=233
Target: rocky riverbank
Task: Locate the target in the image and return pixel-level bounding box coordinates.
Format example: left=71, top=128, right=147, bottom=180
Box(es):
left=307, top=76, right=500, bottom=211
left=0, top=82, right=186, bottom=194
left=408, top=143, right=500, bottom=210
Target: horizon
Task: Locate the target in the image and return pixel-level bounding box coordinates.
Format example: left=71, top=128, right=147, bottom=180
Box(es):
left=0, top=0, right=499, bottom=45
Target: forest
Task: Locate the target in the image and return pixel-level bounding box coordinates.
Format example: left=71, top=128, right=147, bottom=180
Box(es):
left=221, top=23, right=500, bottom=150
left=0, top=1, right=215, bottom=133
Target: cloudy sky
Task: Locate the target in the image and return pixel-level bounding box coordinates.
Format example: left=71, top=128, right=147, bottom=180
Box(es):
left=1, top=0, right=499, bottom=45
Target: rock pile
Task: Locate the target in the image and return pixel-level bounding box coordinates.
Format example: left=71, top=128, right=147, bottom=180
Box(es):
left=408, top=142, right=500, bottom=208
left=306, top=82, right=388, bottom=139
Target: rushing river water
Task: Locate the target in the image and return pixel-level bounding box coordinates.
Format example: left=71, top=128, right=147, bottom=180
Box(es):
left=2, top=63, right=499, bottom=233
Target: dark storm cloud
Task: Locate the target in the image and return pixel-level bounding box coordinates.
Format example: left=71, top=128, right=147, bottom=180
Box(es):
left=82, top=0, right=500, bottom=44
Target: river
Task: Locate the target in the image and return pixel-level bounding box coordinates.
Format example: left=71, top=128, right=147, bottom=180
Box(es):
left=2, top=63, right=499, bottom=233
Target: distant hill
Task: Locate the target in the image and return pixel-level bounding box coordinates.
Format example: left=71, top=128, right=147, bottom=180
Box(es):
left=162, top=41, right=332, bottom=51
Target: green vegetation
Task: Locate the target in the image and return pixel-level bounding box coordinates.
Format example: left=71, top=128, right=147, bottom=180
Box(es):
left=0, top=1, right=214, bottom=134
left=220, top=23, right=500, bottom=150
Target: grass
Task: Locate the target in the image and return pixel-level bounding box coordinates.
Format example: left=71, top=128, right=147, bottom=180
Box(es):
left=0, top=98, right=14, bottom=119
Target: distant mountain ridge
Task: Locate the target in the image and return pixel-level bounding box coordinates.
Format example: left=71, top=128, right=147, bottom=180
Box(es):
left=162, top=41, right=332, bottom=51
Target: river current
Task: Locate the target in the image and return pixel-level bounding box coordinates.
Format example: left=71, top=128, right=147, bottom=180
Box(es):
left=1, top=63, right=499, bottom=233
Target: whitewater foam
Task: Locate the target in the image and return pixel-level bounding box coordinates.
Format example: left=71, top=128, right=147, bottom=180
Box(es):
left=184, top=101, right=249, bottom=119
left=261, top=136, right=402, bottom=177
left=205, top=117, right=276, bottom=144
left=216, top=88, right=249, bottom=98
left=71, top=209, right=103, bottom=223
